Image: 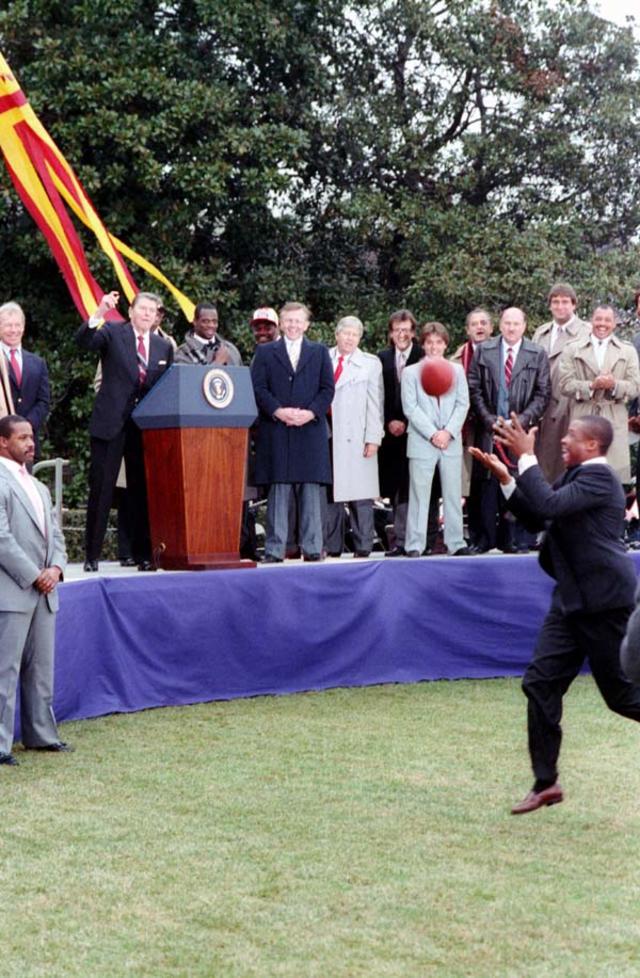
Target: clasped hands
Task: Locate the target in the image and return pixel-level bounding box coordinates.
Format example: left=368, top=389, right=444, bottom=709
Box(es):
left=468, top=412, right=537, bottom=486
left=591, top=372, right=615, bottom=391
left=431, top=430, right=451, bottom=450
left=274, top=407, right=315, bottom=426
left=34, top=566, right=62, bottom=595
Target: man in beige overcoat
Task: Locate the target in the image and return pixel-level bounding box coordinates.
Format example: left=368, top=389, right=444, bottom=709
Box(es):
left=559, top=304, right=640, bottom=482
left=325, top=316, right=384, bottom=557
left=532, top=283, right=591, bottom=483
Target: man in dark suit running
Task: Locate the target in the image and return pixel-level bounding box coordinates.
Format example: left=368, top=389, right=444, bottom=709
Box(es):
left=471, top=413, right=640, bottom=814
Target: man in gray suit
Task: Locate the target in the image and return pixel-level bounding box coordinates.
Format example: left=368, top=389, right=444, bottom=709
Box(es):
left=0, top=415, right=69, bottom=766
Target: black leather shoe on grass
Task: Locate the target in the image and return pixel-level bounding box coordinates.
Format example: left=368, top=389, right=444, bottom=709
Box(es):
left=27, top=742, right=74, bottom=753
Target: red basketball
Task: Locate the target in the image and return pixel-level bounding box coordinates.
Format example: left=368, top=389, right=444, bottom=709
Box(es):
left=420, top=358, right=454, bottom=397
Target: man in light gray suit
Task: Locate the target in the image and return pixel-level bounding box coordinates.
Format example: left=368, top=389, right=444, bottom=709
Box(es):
left=0, top=414, right=69, bottom=766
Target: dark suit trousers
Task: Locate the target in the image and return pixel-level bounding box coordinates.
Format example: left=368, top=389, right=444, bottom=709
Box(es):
left=86, top=420, right=151, bottom=563
left=523, top=602, right=640, bottom=788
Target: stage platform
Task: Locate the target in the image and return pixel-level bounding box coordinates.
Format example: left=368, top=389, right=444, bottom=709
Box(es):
left=25, top=550, right=640, bottom=739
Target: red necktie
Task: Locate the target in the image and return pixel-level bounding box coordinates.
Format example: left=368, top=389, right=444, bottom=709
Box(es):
left=10, top=349, right=21, bottom=386
left=334, top=355, right=344, bottom=384
left=137, top=335, right=147, bottom=384
left=504, top=347, right=513, bottom=387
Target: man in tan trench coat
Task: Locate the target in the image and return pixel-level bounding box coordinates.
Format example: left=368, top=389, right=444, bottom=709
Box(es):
left=532, top=283, right=590, bottom=483
left=559, top=304, right=640, bottom=482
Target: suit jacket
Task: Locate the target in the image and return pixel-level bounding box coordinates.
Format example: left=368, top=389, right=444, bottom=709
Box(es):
left=251, top=337, right=334, bottom=485
left=0, top=464, right=67, bottom=613
left=451, top=339, right=486, bottom=494
left=401, top=360, right=469, bottom=460
left=329, top=346, right=383, bottom=501
left=7, top=349, right=50, bottom=436
left=76, top=321, right=174, bottom=440
left=174, top=331, right=242, bottom=366
left=468, top=337, right=551, bottom=454
left=508, top=462, right=636, bottom=614
left=377, top=341, right=423, bottom=499
left=558, top=333, right=640, bottom=481
left=531, top=317, right=591, bottom=483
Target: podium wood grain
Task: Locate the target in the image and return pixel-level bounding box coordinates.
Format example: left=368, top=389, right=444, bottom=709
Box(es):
left=143, top=427, right=254, bottom=570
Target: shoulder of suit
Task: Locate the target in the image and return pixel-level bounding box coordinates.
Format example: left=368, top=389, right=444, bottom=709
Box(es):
left=611, top=334, right=636, bottom=351
left=521, top=338, right=547, bottom=355
left=21, top=349, right=45, bottom=364
left=478, top=337, right=500, bottom=355
left=531, top=320, right=553, bottom=340
left=355, top=349, right=380, bottom=366
left=403, top=360, right=422, bottom=376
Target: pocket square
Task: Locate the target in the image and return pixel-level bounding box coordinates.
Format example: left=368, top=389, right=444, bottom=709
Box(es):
left=158, top=360, right=167, bottom=365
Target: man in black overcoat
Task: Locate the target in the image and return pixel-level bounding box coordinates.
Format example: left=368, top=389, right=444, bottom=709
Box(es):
left=251, top=302, right=334, bottom=562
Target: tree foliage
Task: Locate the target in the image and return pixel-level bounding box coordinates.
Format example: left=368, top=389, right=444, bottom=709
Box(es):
left=0, top=0, right=639, bottom=499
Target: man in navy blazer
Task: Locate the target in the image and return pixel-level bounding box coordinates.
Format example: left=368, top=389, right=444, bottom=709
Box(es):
left=251, top=302, right=334, bottom=562
left=377, top=310, right=425, bottom=556
left=0, top=302, right=50, bottom=457
left=76, top=291, right=173, bottom=571
left=471, top=413, right=640, bottom=814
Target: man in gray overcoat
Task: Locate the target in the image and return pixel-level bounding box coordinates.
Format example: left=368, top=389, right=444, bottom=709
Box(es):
left=324, top=316, right=383, bottom=557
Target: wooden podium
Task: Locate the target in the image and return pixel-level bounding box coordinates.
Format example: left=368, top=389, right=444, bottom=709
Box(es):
left=133, top=364, right=258, bottom=570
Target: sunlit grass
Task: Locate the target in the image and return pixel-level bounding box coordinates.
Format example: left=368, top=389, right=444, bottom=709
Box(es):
left=2, top=678, right=640, bottom=977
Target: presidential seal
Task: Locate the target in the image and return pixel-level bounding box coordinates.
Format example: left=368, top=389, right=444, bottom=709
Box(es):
left=202, top=368, right=234, bottom=409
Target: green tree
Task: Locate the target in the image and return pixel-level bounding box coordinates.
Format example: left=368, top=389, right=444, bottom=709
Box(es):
left=1, top=0, right=640, bottom=507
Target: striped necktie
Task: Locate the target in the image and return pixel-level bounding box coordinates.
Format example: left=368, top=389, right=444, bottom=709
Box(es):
left=504, top=347, right=514, bottom=387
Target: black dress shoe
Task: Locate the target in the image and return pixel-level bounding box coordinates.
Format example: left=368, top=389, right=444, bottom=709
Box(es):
left=450, top=547, right=473, bottom=556
left=83, top=560, right=99, bottom=572
left=26, top=741, right=74, bottom=753
left=405, top=550, right=422, bottom=558
left=511, top=783, right=563, bottom=815
left=386, top=546, right=405, bottom=557
left=0, top=752, right=18, bottom=766
left=354, top=551, right=371, bottom=558
left=262, top=554, right=283, bottom=564
left=137, top=560, right=156, bottom=571
left=119, top=557, right=137, bottom=567
left=303, top=553, right=323, bottom=562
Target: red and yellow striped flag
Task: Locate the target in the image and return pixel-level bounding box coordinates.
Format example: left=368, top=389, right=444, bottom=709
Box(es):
left=0, top=54, right=195, bottom=322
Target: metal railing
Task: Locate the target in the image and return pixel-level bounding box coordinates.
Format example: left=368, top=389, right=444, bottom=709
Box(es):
left=33, top=457, right=69, bottom=526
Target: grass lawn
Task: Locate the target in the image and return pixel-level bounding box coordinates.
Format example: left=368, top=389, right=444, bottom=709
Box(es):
left=2, top=677, right=640, bottom=978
